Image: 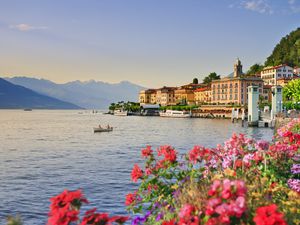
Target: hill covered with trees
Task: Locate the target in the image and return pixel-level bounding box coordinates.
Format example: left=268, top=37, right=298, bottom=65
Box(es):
left=247, top=27, right=300, bottom=74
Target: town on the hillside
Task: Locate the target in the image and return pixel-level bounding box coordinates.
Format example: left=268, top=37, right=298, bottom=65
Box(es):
left=136, top=59, right=300, bottom=122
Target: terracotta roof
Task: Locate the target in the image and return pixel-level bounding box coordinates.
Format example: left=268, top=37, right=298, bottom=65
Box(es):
left=194, top=87, right=211, bottom=92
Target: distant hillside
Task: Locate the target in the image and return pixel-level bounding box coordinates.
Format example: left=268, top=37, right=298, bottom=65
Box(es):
left=0, top=78, right=82, bottom=109
left=265, top=27, right=300, bottom=67
left=5, top=77, right=146, bottom=109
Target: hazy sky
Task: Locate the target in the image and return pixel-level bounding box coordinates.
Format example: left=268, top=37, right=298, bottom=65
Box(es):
left=0, top=0, right=300, bottom=87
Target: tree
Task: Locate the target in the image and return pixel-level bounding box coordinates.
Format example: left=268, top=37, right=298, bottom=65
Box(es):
left=203, top=72, right=220, bottom=84
left=265, top=27, right=300, bottom=67
left=246, top=63, right=264, bottom=75
left=283, top=79, right=300, bottom=102
left=192, top=78, right=198, bottom=84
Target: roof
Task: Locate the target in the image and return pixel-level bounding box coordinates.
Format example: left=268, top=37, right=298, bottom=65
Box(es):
left=194, top=87, right=211, bottom=92
left=211, top=76, right=263, bottom=82
left=261, top=64, right=293, bottom=71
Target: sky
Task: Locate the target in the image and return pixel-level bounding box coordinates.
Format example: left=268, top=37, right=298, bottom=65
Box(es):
left=0, top=0, right=300, bottom=87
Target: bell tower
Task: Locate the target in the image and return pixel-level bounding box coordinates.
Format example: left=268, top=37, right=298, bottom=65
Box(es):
left=234, top=58, right=243, bottom=77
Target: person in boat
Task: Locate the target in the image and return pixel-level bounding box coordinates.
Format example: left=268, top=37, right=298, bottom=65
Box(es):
left=106, top=124, right=110, bottom=129
left=99, top=125, right=102, bottom=129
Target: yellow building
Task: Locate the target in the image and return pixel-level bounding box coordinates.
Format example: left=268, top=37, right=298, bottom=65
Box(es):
left=156, top=86, right=176, bottom=106
left=139, top=89, right=156, bottom=104
left=194, top=86, right=212, bottom=105
left=175, top=88, right=195, bottom=105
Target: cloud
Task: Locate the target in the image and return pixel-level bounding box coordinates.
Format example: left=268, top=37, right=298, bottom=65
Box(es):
left=9, top=23, right=48, bottom=32
left=242, top=0, right=273, bottom=14
left=287, top=0, right=300, bottom=13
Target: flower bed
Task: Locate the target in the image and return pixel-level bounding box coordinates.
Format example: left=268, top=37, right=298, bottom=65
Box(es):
left=6, top=119, right=300, bottom=225
left=126, top=118, right=300, bottom=225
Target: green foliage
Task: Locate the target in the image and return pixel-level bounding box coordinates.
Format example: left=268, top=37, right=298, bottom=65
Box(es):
left=109, top=101, right=141, bottom=112
left=283, top=79, right=300, bottom=102
left=265, top=27, right=300, bottom=67
left=202, top=72, right=220, bottom=84
left=246, top=63, right=264, bottom=75
left=6, top=216, right=22, bottom=225
left=283, top=101, right=300, bottom=110
left=192, top=78, right=198, bottom=84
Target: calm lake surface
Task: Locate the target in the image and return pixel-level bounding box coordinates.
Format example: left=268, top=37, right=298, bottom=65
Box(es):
left=0, top=110, right=274, bottom=224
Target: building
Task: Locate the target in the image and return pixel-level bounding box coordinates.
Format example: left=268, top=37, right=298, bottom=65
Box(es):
left=234, top=58, right=243, bottom=77
left=155, top=86, right=176, bottom=106
left=174, top=87, right=195, bottom=105
left=194, top=86, right=212, bottom=105
left=262, top=85, right=272, bottom=102
left=276, top=77, right=299, bottom=87
left=139, top=89, right=157, bottom=104
left=211, top=59, right=264, bottom=105
left=260, top=64, right=294, bottom=85
left=294, top=67, right=300, bottom=76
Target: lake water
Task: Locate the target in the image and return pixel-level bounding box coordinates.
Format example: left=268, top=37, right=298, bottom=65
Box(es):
left=0, top=110, right=274, bottom=224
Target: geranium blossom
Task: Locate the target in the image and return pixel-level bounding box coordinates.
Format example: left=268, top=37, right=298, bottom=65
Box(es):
left=253, top=204, right=287, bottom=225
left=131, top=164, right=143, bottom=182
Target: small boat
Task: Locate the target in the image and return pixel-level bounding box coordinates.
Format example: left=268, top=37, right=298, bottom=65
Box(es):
left=159, top=110, right=192, bottom=118
left=24, top=108, right=32, bottom=111
left=114, top=109, right=128, bottom=116
left=93, top=127, right=113, bottom=133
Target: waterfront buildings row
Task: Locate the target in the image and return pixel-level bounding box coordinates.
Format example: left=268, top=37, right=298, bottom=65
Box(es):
left=139, top=59, right=299, bottom=106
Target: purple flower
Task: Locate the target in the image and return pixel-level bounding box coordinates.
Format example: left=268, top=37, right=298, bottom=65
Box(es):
left=291, top=164, right=300, bottom=174
left=156, top=213, right=163, bottom=221
left=288, top=179, right=300, bottom=193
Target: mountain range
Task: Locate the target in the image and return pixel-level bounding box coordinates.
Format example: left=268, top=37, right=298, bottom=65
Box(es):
left=0, top=78, right=82, bottom=109
left=4, top=77, right=146, bottom=109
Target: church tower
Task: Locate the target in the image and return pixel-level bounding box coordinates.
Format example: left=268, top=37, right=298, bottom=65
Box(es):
left=234, top=58, right=243, bottom=77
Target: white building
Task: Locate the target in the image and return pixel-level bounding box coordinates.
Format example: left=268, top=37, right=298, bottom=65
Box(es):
left=260, top=64, right=294, bottom=85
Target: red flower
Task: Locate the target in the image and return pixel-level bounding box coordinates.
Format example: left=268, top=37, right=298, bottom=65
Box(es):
left=125, top=192, right=138, bottom=206
left=157, top=146, right=177, bottom=163
left=141, top=146, right=153, bottom=158
left=131, top=164, right=143, bottom=182
left=178, top=204, right=199, bottom=225
left=48, top=189, right=88, bottom=225
left=235, top=159, right=243, bottom=168
left=253, top=204, right=287, bottom=225
left=162, top=219, right=176, bottom=225
left=80, top=208, right=110, bottom=225
left=109, top=215, right=129, bottom=224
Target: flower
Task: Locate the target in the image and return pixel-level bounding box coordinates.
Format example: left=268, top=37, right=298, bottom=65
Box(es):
left=291, top=164, right=300, bottom=174
left=287, top=179, right=300, bottom=193
left=131, top=164, right=143, bottom=182
left=80, top=208, right=110, bottom=225
left=48, top=189, right=88, bottom=225
left=162, top=219, right=176, bottom=225
left=157, top=146, right=177, bottom=163
left=141, top=146, right=153, bottom=158
left=205, top=179, right=247, bottom=224
left=125, top=192, right=138, bottom=206
left=109, top=215, right=129, bottom=224
left=253, top=204, right=287, bottom=225
left=255, top=140, right=270, bottom=151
